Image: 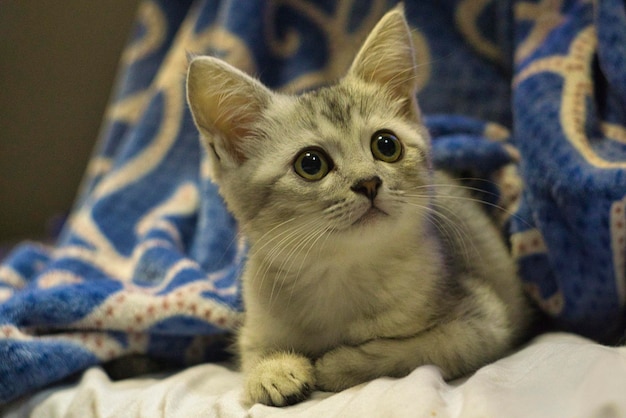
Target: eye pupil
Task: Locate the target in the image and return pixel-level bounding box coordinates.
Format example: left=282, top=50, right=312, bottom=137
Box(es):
left=301, top=152, right=322, bottom=175
left=376, top=136, right=397, bottom=157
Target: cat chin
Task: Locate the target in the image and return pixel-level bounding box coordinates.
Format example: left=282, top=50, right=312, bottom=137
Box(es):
left=337, top=210, right=415, bottom=242
left=350, top=207, right=388, bottom=228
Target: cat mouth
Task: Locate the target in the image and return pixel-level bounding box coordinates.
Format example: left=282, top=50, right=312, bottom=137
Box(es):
left=351, top=206, right=388, bottom=227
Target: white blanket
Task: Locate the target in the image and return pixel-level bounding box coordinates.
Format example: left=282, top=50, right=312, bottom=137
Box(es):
left=6, top=333, right=626, bottom=418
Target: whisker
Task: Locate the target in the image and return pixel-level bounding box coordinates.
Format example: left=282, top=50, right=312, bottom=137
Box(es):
left=402, top=185, right=531, bottom=229
left=405, top=180, right=502, bottom=200
left=401, top=199, right=479, bottom=264
left=269, top=217, right=329, bottom=307
left=284, top=221, right=333, bottom=309
left=251, top=216, right=320, bottom=301
left=251, top=214, right=328, bottom=306
left=249, top=217, right=299, bottom=256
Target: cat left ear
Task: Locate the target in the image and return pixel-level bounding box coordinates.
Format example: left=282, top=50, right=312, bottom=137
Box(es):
left=348, top=5, right=418, bottom=105
left=187, top=57, right=272, bottom=166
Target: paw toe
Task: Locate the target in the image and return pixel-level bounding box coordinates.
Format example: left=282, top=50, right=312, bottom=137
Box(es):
left=244, top=353, right=315, bottom=406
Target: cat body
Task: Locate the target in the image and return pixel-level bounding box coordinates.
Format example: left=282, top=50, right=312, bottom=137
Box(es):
left=187, top=6, right=529, bottom=406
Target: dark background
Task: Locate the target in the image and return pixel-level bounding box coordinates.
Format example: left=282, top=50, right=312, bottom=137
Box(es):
left=0, top=0, right=140, bottom=242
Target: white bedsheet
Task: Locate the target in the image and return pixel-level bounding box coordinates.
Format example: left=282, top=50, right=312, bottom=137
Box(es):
left=5, top=333, right=626, bottom=418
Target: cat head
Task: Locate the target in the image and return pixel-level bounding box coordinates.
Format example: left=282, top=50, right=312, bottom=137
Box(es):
left=187, top=6, right=432, bottom=245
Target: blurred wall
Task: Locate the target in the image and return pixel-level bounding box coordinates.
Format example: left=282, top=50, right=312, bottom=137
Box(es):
left=0, top=0, right=140, bottom=242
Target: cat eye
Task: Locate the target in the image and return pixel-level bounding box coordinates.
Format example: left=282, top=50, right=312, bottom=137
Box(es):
left=293, top=148, right=332, bottom=181
left=371, top=130, right=402, bottom=163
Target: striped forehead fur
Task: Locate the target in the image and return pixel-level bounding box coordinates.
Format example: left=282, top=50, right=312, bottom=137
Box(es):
left=253, top=80, right=412, bottom=149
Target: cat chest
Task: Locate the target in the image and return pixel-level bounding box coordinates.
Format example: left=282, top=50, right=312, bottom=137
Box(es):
left=244, top=240, right=441, bottom=353
left=272, top=263, right=432, bottom=350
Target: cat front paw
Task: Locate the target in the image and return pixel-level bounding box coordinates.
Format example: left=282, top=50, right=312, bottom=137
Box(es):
left=244, top=352, right=315, bottom=406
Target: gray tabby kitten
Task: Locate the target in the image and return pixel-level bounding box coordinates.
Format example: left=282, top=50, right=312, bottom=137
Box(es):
left=187, top=6, right=529, bottom=407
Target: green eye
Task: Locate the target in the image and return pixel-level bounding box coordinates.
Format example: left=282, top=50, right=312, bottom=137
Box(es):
left=371, top=130, right=402, bottom=163
left=294, top=149, right=332, bottom=181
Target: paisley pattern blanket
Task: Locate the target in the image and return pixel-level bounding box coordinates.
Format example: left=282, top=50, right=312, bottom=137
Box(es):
left=1, top=0, right=625, bottom=404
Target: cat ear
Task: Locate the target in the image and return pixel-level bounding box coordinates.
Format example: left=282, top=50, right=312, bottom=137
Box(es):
left=186, top=57, right=272, bottom=169
left=348, top=5, right=418, bottom=103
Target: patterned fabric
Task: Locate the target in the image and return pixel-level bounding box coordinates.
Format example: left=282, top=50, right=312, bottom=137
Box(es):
left=1, top=0, right=625, bottom=404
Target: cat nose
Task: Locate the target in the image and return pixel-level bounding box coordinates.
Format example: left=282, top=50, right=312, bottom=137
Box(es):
left=351, top=176, right=382, bottom=201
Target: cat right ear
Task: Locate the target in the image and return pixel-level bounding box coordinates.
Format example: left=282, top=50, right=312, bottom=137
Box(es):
left=186, top=57, right=272, bottom=175
left=347, top=5, right=419, bottom=118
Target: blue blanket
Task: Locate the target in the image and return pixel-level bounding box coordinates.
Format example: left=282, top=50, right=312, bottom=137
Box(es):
left=2, top=0, right=625, bottom=404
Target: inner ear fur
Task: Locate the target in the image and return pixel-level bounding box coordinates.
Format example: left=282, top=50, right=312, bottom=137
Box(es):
left=186, top=56, right=272, bottom=163
left=347, top=5, right=419, bottom=116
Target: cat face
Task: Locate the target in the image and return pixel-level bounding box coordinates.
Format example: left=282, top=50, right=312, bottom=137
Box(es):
left=229, top=82, right=431, bottom=239
left=187, top=6, right=430, bottom=244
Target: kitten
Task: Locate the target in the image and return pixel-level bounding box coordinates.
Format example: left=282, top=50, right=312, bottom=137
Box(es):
left=186, top=6, right=529, bottom=407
